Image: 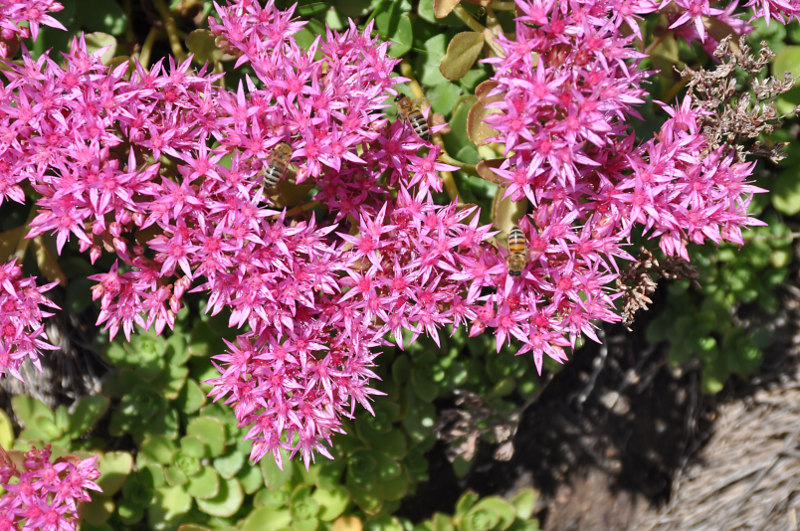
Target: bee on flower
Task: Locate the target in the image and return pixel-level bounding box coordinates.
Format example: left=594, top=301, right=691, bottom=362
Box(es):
left=506, top=226, right=528, bottom=277
left=263, top=142, right=293, bottom=188
left=394, top=94, right=430, bottom=141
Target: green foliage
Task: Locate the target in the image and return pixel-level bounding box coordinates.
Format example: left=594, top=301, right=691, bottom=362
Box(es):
left=410, top=489, right=540, bottom=531
left=646, top=217, right=791, bottom=393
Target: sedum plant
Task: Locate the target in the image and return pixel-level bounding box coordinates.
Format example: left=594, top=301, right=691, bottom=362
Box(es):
left=0, top=3, right=797, bottom=530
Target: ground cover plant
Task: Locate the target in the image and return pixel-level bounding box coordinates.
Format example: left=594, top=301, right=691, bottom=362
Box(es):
left=0, top=0, right=798, bottom=528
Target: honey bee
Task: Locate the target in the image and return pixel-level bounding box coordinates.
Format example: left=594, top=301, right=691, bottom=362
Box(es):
left=394, top=94, right=430, bottom=141
left=263, top=142, right=292, bottom=188
left=506, top=226, right=528, bottom=277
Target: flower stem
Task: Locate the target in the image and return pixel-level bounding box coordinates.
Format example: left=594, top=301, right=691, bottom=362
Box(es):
left=279, top=200, right=321, bottom=218
left=139, top=27, right=160, bottom=69
left=453, top=5, right=503, bottom=56
left=152, top=0, right=186, bottom=62
left=399, top=60, right=425, bottom=100
left=643, top=33, right=667, bottom=56
left=452, top=4, right=488, bottom=33
left=490, top=1, right=518, bottom=10
left=438, top=151, right=477, bottom=175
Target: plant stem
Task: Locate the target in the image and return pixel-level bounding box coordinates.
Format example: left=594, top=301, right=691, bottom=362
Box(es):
left=152, top=0, right=186, bottom=62
left=399, top=60, right=425, bottom=100
left=490, top=1, right=518, bottom=9
left=139, top=27, right=160, bottom=69
left=451, top=4, right=488, bottom=33
left=277, top=200, right=321, bottom=219
left=453, top=5, right=503, bottom=56
left=438, top=151, right=478, bottom=175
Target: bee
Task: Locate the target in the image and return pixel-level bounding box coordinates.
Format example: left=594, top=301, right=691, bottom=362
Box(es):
left=394, top=94, right=430, bottom=141
left=506, top=226, right=528, bottom=277
left=263, top=142, right=292, bottom=188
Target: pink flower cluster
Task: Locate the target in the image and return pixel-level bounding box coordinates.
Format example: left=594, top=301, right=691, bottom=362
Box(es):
left=487, top=0, right=765, bottom=257
left=0, top=0, right=772, bottom=468
left=0, top=0, right=65, bottom=59
left=0, top=445, right=101, bottom=530
left=0, top=260, right=59, bottom=381
left=745, top=0, right=800, bottom=25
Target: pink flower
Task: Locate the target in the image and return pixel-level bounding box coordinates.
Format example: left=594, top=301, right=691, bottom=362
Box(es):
left=0, top=259, right=59, bottom=381
left=0, top=1, right=65, bottom=59
left=0, top=0, right=774, bottom=469
left=0, top=445, right=100, bottom=530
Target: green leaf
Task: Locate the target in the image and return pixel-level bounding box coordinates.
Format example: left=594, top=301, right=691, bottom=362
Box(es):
left=434, top=0, right=461, bottom=18
left=150, top=362, right=189, bottom=401
left=373, top=1, right=413, bottom=58
left=123, top=468, right=159, bottom=507
left=180, top=435, right=206, bottom=459
left=166, top=332, right=190, bottom=366
left=772, top=166, right=800, bottom=214
left=189, top=318, right=229, bottom=358
left=68, top=395, right=109, bottom=438
left=750, top=16, right=786, bottom=54
left=380, top=470, right=409, bottom=502
left=164, top=466, right=188, bottom=487
left=139, top=436, right=176, bottom=465
left=81, top=496, right=114, bottom=526
left=195, top=478, right=244, bottom=517
left=361, top=429, right=407, bottom=460
left=117, top=499, right=144, bottom=525
left=293, top=518, right=321, bottom=531
left=150, top=485, right=192, bottom=523
left=31, top=415, right=61, bottom=440
left=290, top=493, right=319, bottom=520
left=214, top=450, right=245, bottom=479
left=186, top=29, right=223, bottom=65
left=428, top=79, right=461, bottom=116
left=325, top=5, right=345, bottom=30
left=54, top=405, right=70, bottom=434
left=702, top=369, right=725, bottom=394
left=455, top=491, right=480, bottom=514
left=238, top=464, right=264, bottom=494
left=186, top=416, right=226, bottom=456
left=419, top=34, right=449, bottom=86
left=261, top=450, right=295, bottom=488
left=439, top=32, right=485, bottom=81
left=0, top=409, right=13, bottom=448
left=12, top=395, right=53, bottom=427
left=389, top=15, right=413, bottom=57
left=510, top=488, right=537, bottom=520
left=311, top=486, right=350, bottom=521
left=240, top=507, right=292, bottom=531
left=418, top=0, right=461, bottom=25
left=317, top=459, right=346, bottom=490
left=401, top=397, right=437, bottom=444
left=176, top=378, right=206, bottom=414
left=84, top=33, right=118, bottom=65
left=348, top=483, right=383, bottom=515
left=444, top=95, right=477, bottom=154
left=773, top=45, right=800, bottom=114
left=96, top=451, right=134, bottom=497
left=187, top=466, right=220, bottom=500
left=411, top=364, right=439, bottom=402
left=346, top=450, right=378, bottom=488
left=255, top=485, right=290, bottom=508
